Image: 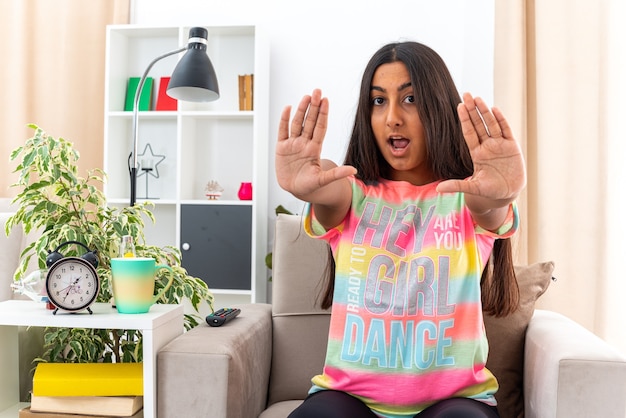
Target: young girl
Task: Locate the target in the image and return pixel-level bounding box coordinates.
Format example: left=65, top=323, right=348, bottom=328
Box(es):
left=276, top=42, right=526, bottom=418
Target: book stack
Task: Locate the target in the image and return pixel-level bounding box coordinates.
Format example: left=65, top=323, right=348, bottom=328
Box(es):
left=21, top=363, right=144, bottom=418
left=238, top=74, right=254, bottom=111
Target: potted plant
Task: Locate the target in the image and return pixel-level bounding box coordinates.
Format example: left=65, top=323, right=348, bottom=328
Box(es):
left=5, top=124, right=213, bottom=363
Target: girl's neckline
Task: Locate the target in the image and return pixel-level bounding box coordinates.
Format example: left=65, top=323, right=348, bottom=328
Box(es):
left=377, top=177, right=443, bottom=188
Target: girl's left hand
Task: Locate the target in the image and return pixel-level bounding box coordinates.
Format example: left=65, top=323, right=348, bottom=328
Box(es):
left=436, top=92, right=526, bottom=208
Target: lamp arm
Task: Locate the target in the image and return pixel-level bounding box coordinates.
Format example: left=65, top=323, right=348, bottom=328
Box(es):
left=130, top=46, right=187, bottom=206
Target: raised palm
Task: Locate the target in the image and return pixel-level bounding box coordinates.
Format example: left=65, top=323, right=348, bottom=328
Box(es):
left=437, top=93, right=526, bottom=205
left=276, top=89, right=355, bottom=199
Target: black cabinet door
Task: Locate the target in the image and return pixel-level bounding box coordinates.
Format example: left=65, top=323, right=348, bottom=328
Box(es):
left=180, top=204, right=252, bottom=290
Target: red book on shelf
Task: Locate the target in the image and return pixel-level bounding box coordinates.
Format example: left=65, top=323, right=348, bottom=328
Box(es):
left=156, top=77, right=177, bottom=111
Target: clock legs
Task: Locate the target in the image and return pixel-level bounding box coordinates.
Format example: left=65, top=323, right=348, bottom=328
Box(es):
left=51, top=307, right=94, bottom=315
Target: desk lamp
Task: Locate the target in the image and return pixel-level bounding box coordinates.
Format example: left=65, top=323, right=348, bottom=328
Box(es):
left=130, top=27, right=219, bottom=206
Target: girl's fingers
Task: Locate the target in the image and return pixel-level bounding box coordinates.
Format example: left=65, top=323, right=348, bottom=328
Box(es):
left=290, top=94, right=311, bottom=138
left=462, top=93, right=489, bottom=140
left=457, top=101, right=480, bottom=150
left=492, top=107, right=513, bottom=140
left=278, top=105, right=292, bottom=141
left=301, top=89, right=323, bottom=140
left=473, top=97, right=502, bottom=138
left=461, top=93, right=511, bottom=141
left=310, top=97, right=329, bottom=145
left=318, top=164, right=358, bottom=188
left=284, top=90, right=325, bottom=141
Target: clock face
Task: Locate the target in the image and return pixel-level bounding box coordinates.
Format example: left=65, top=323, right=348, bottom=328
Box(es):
left=46, top=257, right=99, bottom=312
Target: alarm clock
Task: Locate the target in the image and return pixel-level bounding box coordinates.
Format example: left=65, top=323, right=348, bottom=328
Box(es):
left=45, top=241, right=100, bottom=315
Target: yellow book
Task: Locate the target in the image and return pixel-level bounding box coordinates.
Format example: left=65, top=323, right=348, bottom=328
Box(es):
left=33, top=363, right=143, bottom=397
left=29, top=395, right=143, bottom=417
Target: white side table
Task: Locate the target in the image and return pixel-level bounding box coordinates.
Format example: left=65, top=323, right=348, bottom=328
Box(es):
left=0, top=300, right=184, bottom=418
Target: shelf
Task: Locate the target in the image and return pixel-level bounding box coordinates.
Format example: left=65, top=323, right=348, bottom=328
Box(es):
left=107, top=199, right=178, bottom=206
left=180, top=111, right=254, bottom=119
left=210, top=289, right=252, bottom=295
left=179, top=199, right=253, bottom=206
left=0, top=301, right=182, bottom=329
left=107, top=199, right=251, bottom=206
left=108, top=111, right=178, bottom=118
left=108, top=110, right=254, bottom=119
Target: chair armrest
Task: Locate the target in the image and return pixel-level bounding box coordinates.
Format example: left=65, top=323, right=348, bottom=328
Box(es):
left=158, top=303, right=272, bottom=418
left=524, top=309, right=626, bottom=418
left=0, top=212, right=22, bottom=301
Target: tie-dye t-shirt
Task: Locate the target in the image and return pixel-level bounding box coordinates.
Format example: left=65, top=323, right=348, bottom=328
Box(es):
left=303, top=177, right=519, bottom=418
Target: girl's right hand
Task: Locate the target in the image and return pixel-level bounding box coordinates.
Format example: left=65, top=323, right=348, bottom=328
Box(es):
left=276, top=89, right=356, bottom=201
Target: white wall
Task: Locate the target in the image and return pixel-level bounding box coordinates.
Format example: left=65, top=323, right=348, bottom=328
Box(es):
left=131, top=0, right=494, bottom=218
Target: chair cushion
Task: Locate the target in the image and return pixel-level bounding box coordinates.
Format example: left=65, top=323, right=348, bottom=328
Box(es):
left=259, top=400, right=303, bottom=418
left=484, top=261, right=554, bottom=418
left=268, top=314, right=330, bottom=405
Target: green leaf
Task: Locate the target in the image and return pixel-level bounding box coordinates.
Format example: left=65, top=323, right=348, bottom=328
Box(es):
left=265, top=252, right=273, bottom=270
left=275, top=204, right=293, bottom=215
left=22, top=150, right=38, bottom=170
left=69, top=340, right=83, bottom=359
left=9, top=146, right=24, bottom=161
left=57, top=328, right=70, bottom=341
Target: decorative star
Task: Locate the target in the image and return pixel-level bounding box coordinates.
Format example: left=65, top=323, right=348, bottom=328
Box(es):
left=137, top=143, right=166, bottom=179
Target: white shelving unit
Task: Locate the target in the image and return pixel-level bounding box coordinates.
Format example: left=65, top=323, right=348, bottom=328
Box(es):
left=103, top=25, right=269, bottom=305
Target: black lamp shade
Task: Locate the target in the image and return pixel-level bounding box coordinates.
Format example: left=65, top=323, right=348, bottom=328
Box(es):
left=167, top=28, right=220, bottom=102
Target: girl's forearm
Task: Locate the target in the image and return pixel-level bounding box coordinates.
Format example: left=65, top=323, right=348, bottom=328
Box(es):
left=300, top=177, right=352, bottom=230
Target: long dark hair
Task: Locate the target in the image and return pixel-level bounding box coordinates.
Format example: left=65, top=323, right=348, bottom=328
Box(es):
left=319, top=41, right=519, bottom=317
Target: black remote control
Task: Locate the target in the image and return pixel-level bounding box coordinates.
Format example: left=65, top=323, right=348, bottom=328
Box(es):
left=206, top=307, right=241, bottom=327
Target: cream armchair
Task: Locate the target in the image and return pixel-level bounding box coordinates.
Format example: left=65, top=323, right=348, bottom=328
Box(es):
left=157, top=214, right=626, bottom=418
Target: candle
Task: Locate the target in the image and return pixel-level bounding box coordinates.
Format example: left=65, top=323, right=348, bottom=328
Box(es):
left=141, top=158, right=154, bottom=170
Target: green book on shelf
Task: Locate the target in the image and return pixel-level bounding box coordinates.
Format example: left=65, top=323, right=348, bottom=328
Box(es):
left=124, top=77, right=153, bottom=111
